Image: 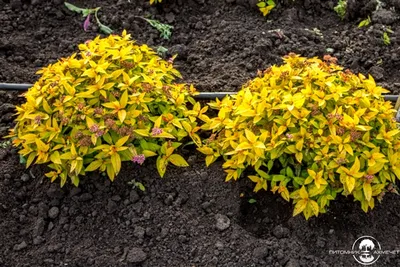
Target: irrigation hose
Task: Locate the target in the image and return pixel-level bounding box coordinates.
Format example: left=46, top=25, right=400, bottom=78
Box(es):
left=0, top=83, right=399, bottom=102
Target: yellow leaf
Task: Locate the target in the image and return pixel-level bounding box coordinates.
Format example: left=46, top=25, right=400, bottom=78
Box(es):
left=106, top=164, right=115, bottom=181
left=26, top=152, right=36, bottom=168
left=118, top=110, right=127, bottom=123
left=35, top=139, right=49, bottom=152
left=86, top=116, right=95, bottom=128
left=280, top=187, right=290, bottom=201
left=168, top=154, right=189, bottom=167
left=142, top=150, right=157, bottom=157
left=134, top=129, right=149, bottom=137
left=346, top=176, right=356, bottom=193
left=111, top=153, right=121, bottom=174
left=245, top=129, right=257, bottom=144
left=120, top=90, right=128, bottom=108
left=197, top=146, right=214, bottom=155
left=205, top=155, right=215, bottom=166
left=42, top=99, right=53, bottom=113
left=293, top=199, right=307, bottom=217
left=154, top=115, right=163, bottom=128
left=50, top=151, right=62, bottom=165
left=235, top=142, right=252, bottom=151
left=115, top=135, right=130, bottom=147
left=295, top=152, right=303, bottom=163
left=286, top=145, right=297, bottom=154
left=344, top=144, right=353, bottom=156
left=156, top=156, right=167, bottom=177
left=363, top=182, right=372, bottom=201
left=154, top=132, right=176, bottom=139
left=350, top=157, right=361, bottom=174
left=85, top=160, right=103, bottom=172
left=248, top=175, right=261, bottom=183
left=299, top=186, right=308, bottom=199
left=308, top=200, right=319, bottom=216
left=70, top=160, right=78, bottom=173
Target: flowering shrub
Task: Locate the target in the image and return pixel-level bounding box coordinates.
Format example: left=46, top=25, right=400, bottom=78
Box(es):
left=199, top=53, right=400, bottom=219
left=7, top=30, right=205, bottom=187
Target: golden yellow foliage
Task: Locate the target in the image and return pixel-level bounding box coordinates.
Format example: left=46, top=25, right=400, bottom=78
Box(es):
left=199, top=53, right=400, bottom=219
left=7, top=30, right=203, bottom=186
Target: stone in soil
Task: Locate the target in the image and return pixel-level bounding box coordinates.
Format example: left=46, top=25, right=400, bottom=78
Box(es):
left=126, top=247, right=147, bottom=263
left=215, top=214, right=231, bottom=231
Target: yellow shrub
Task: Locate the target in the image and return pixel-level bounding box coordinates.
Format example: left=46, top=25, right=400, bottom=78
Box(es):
left=7, top=30, right=204, bottom=187
left=199, top=53, right=400, bottom=219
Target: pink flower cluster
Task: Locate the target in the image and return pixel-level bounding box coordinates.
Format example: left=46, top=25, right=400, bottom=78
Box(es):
left=151, top=127, right=163, bottom=136
left=89, top=124, right=104, bottom=137
left=132, top=154, right=145, bottom=165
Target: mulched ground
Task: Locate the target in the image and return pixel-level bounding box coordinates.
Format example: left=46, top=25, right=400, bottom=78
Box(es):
left=1, top=0, right=400, bottom=266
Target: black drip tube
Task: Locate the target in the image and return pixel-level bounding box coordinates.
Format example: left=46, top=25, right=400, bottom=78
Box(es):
left=0, top=83, right=399, bottom=102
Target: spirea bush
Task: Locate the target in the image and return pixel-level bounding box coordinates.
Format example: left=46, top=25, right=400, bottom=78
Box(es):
left=7, top=30, right=206, bottom=187
left=199, top=53, right=400, bottom=219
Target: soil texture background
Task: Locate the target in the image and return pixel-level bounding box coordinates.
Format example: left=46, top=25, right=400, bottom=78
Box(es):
left=1, top=0, right=400, bottom=266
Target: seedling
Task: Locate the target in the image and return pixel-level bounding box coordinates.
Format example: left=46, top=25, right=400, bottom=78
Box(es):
left=0, top=139, right=11, bottom=148
left=156, top=46, right=168, bottom=57
left=143, top=18, right=173, bottom=40
left=248, top=198, right=257, bottom=204
left=128, top=179, right=146, bottom=191
left=257, top=0, right=276, bottom=17
left=64, top=2, right=113, bottom=34
left=358, top=16, right=371, bottom=28
left=150, top=0, right=162, bottom=4
left=382, top=27, right=393, bottom=45
left=334, top=0, right=347, bottom=20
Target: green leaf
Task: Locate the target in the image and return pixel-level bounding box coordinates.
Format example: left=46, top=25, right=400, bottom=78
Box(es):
left=267, top=160, right=274, bottom=171
left=293, top=176, right=305, bottom=185
left=272, top=175, right=286, bottom=182
left=64, top=2, right=90, bottom=16
left=286, top=166, right=294, bottom=178
left=135, top=182, right=146, bottom=192
left=256, top=169, right=269, bottom=179
left=99, top=23, right=113, bottom=35
left=248, top=198, right=257, bottom=204
left=19, top=155, right=27, bottom=164
left=267, top=0, right=275, bottom=6
left=103, top=132, right=113, bottom=144
left=71, top=176, right=80, bottom=187
left=257, top=2, right=266, bottom=8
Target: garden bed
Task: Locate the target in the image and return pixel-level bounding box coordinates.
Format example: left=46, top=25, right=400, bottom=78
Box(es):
left=1, top=0, right=400, bottom=266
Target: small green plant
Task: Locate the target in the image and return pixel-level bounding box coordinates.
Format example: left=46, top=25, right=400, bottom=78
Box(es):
left=64, top=2, right=113, bottom=34
left=382, top=32, right=390, bottom=45
left=150, top=0, right=162, bottom=4
left=257, top=0, right=276, bottom=17
left=0, top=139, right=12, bottom=149
left=143, top=18, right=173, bottom=40
left=156, top=46, right=168, bottom=57
left=382, top=27, right=393, bottom=45
left=334, top=0, right=347, bottom=20
left=358, top=16, right=371, bottom=28
left=7, top=30, right=205, bottom=187
left=199, top=53, right=400, bottom=219
left=128, top=179, right=146, bottom=191
left=248, top=198, right=257, bottom=204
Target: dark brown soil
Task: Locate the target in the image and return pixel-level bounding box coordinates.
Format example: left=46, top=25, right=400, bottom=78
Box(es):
left=1, top=0, right=400, bottom=266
